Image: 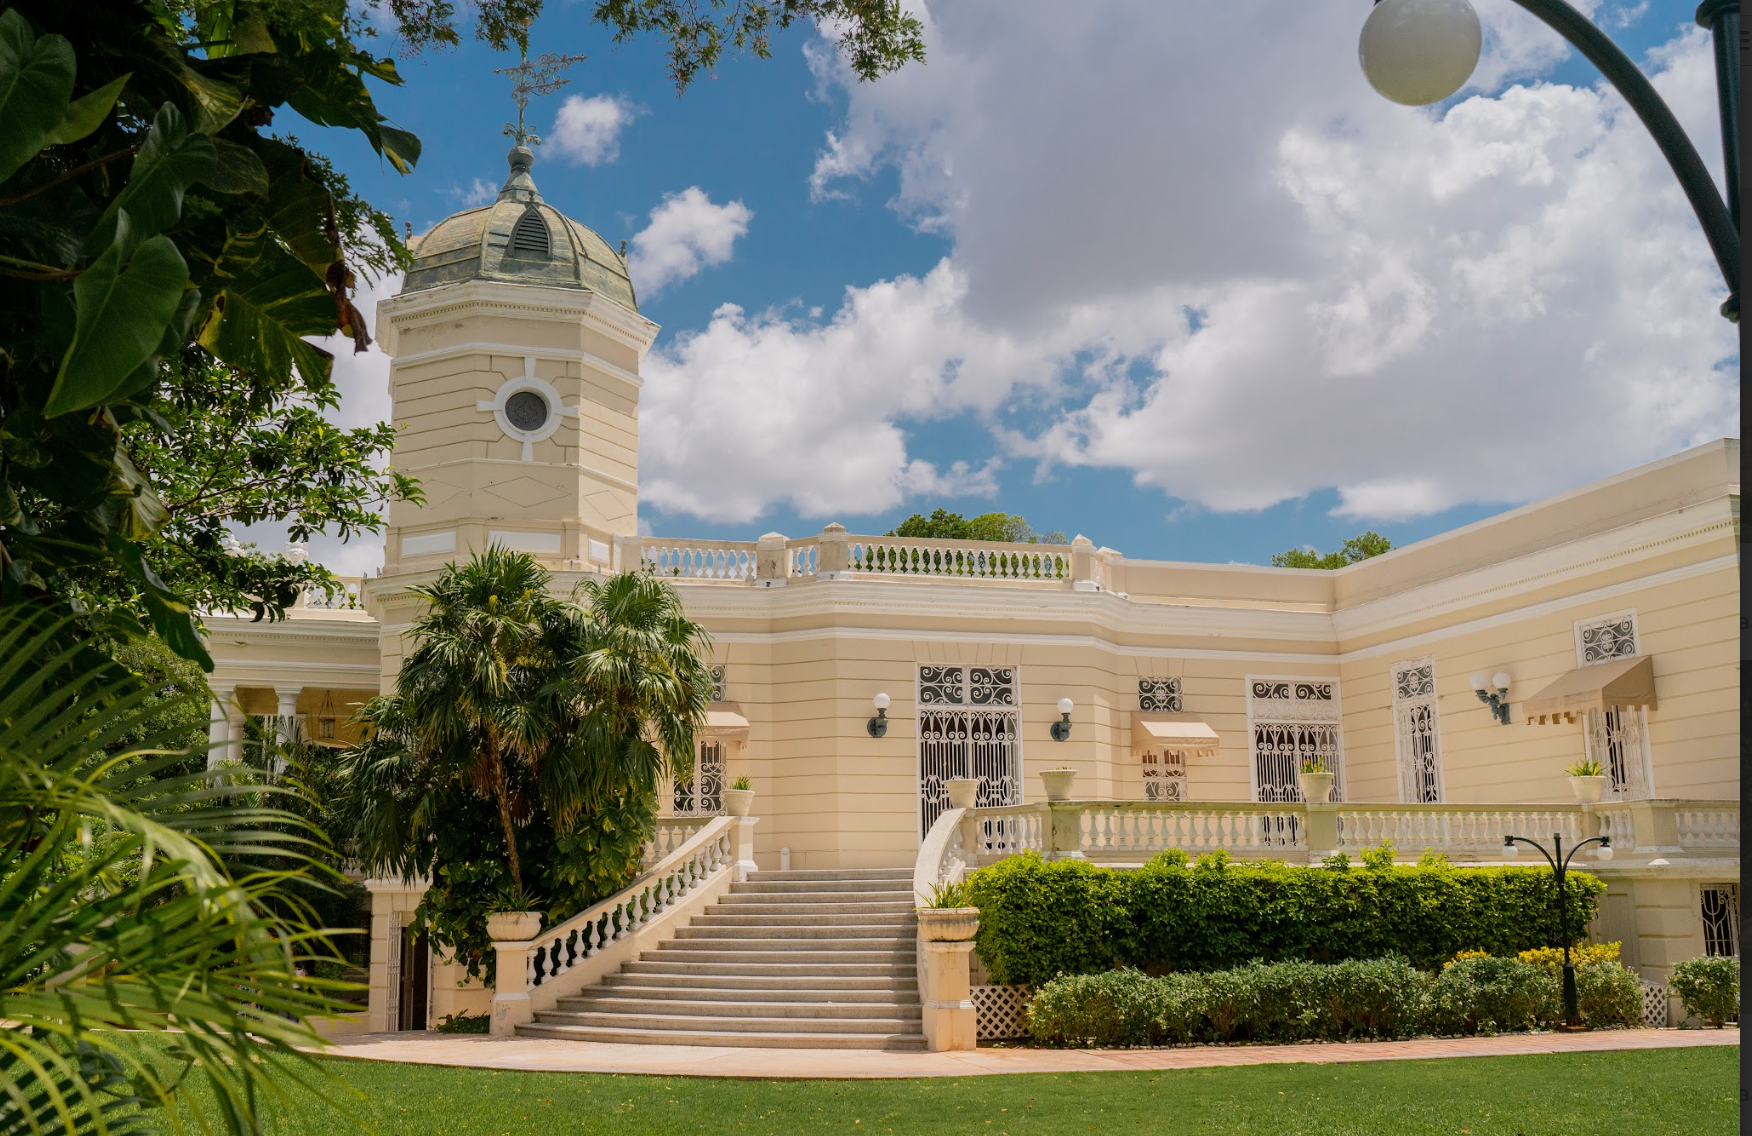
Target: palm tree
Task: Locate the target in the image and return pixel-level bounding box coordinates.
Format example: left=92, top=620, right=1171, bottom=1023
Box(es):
left=0, top=608, right=349, bottom=1135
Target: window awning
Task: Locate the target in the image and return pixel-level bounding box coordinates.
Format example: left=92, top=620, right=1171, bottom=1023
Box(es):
left=1523, top=655, right=1656, bottom=725
left=1131, top=711, right=1220, bottom=757
left=704, top=702, right=750, bottom=737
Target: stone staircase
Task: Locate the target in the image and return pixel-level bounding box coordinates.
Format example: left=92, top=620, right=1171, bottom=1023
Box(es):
left=517, top=867, right=924, bottom=1049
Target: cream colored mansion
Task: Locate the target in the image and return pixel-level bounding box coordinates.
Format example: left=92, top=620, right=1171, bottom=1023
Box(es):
left=204, top=152, right=1740, bottom=1041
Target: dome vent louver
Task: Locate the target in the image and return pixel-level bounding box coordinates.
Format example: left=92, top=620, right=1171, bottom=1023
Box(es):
left=509, top=210, right=551, bottom=259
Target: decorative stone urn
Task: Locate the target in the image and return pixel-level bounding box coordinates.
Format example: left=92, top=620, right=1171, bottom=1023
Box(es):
left=945, top=778, right=982, bottom=810
left=1297, top=769, right=1336, bottom=804
left=1039, top=768, right=1077, bottom=802
left=917, top=907, right=981, bottom=942
left=1568, top=775, right=1609, bottom=804
left=486, top=911, right=543, bottom=942
left=723, top=788, right=756, bottom=817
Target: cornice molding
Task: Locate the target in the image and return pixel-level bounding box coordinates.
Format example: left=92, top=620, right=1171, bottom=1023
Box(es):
left=378, top=280, right=660, bottom=357
left=389, top=341, right=643, bottom=393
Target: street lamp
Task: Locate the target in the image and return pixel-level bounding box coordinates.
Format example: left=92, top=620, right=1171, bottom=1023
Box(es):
left=1358, top=0, right=1741, bottom=322
left=1502, top=831, right=1614, bottom=1028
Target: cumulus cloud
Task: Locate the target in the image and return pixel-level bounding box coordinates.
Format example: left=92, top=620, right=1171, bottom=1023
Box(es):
left=641, top=0, right=1735, bottom=525
left=629, top=187, right=754, bottom=296
left=547, top=94, right=640, bottom=166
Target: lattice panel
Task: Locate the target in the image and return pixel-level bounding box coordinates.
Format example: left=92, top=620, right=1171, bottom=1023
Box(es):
left=1639, top=979, right=1669, bottom=1028
left=973, top=984, right=1034, bottom=1041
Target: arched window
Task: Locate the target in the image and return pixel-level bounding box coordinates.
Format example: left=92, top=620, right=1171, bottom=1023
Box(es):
left=509, top=210, right=550, bottom=258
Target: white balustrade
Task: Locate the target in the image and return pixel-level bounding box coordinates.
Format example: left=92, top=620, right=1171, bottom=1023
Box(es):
left=642, top=540, right=758, bottom=580
left=645, top=816, right=714, bottom=866
left=1335, top=805, right=1584, bottom=854
left=847, top=536, right=1070, bottom=581
left=787, top=539, right=821, bottom=577
left=1675, top=802, right=1740, bottom=849
left=1595, top=805, right=1635, bottom=853
left=525, top=819, right=734, bottom=990
left=294, top=576, right=363, bottom=610
left=1078, top=803, right=1304, bottom=858
left=971, top=804, right=1048, bottom=861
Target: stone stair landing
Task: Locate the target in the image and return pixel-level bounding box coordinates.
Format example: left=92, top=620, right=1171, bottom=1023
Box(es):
left=516, top=867, right=923, bottom=1050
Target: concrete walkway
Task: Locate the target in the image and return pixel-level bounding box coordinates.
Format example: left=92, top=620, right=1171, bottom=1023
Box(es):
left=319, top=1026, right=1738, bottom=1080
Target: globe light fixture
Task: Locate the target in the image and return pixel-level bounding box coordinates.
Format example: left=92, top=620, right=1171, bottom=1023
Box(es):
left=1470, top=672, right=1513, bottom=725
left=1051, top=697, right=1075, bottom=742
left=867, top=692, right=891, bottom=739
left=1358, top=0, right=1482, bottom=106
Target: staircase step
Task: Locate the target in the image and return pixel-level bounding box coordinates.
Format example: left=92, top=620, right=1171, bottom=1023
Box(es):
left=653, top=947, right=914, bottom=966
left=515, top=1022, right=926, bottom=1050
left=674, top=923, right=912, bottom=941
left=534, top=1009, right=923, bottom=1035
left=713, top=899, right=915, bottom=916
left=591, top=981, right=916, bottom=1003
left=756, top=868, right=913, bottom=881
left=732, top=879, right=914, bottom=895
left=622, top=959, right=917, bottom=979
left=611, top=966, right=916, bottom=987
left=690, top=912, right=916, bottom=928
left=555, top=996, right=923, bottom=1021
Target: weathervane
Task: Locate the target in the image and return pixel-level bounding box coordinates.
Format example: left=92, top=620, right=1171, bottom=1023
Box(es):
left=495, top=45, right=588, bottom=149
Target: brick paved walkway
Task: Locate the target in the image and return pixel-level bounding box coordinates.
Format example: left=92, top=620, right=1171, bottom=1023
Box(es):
left=320, top=1026, right=1738, bottom=1080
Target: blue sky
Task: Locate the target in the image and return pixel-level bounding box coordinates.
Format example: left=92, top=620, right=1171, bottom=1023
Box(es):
left=305, top=0, right=1738, bottom=571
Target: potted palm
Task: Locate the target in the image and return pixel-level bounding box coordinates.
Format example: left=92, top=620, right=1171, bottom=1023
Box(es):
left=915, top=880, right=980, bottom=942
left=1297, top=758, right=1336, bottom=804
left=724, top=775, right=756, bottom=817
left=1038, top=767, right=1077, bottom=801
left=1565, top=759, right=1609, bottom=804
left=485, top=886, right=545, bottom=942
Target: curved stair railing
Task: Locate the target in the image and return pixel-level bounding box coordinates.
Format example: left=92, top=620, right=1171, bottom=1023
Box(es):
left=490, top=814, right=754, bottom=1035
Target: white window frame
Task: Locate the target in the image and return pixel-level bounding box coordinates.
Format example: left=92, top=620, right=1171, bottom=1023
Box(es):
left=1573, top=610, right=1654, bottom=800
left=1701, top=883, right=1740, bottom=957
left=1244, top=676, right=1344, bottom=803
left=1390, top=656, right=1444, bottom=804
left=915, top=665, right=1023, bottom=840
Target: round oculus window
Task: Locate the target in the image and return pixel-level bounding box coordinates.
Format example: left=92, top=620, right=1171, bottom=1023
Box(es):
left=504, top=390, right=550, bottom=432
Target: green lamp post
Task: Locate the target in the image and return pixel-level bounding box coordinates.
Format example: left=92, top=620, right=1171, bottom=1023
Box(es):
left=1357, top=0, right=1741, bottom=323
left=1503, top=831, right=1614, bottom=1028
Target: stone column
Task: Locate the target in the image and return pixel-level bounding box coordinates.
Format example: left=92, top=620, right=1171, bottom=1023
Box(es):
left=272, top=686, right=302, bottom=773
left=206, top=684, right=235, bottom=770
left=1069, top=535, right=1101, bottom=592
left=614, top=533, right=642, bottom=574
left=755, top=532, right=788, bottom=588
left=224, top=693, right=245, bottom=765
left=920, top=940, right=977, bottom=1051
left=1303, top=805, right=1338, bottom=863
left=489, top=940, right=536, bottom=1036
left=1628, top=799, right=1683, bottom=856
left=818, top=522, right=850, bottom=578
left=734, top=815, right=759, bottom=881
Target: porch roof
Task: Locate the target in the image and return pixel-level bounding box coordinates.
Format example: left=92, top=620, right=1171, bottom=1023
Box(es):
left=1523, top=655, right=1656, bottom=725
left=1130, top=711, right=1220, bottom=757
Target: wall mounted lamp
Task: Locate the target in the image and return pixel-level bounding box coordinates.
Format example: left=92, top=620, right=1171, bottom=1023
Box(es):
left=867, top=692, right=890, bottom=738
left=1471, top=672, right=1513, bottom=725
left=1050, top=697, right=1074, bottom=742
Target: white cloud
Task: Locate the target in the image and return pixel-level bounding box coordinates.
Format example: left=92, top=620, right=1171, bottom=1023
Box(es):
left=628, top=187, right=754, bottom=296
left=641, top=1, right=1734, bottom=525
left=449, top=177, right=495, bottom=207
left=547, top=94, right=640, bottom=166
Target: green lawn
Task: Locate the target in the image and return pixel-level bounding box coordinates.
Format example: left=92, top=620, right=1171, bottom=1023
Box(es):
left=230, top=1045, right=1738, bottom=1136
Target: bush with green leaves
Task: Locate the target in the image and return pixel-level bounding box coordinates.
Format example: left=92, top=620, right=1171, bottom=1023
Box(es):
left=1670, top=956, right=1739, bottom=1027
left=965, top=850, right=1604, bottom=985
left=1571, top=961, right=1646, bottom=1028
left=1428, top=956, right=1558, bottom=1035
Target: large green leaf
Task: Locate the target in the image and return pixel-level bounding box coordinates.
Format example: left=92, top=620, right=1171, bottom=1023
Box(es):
left=105, top=534, right=211, bottom=667
left=257, top=137, right=337, bottom=273
left=42, top=72, right=128, bottom=147
left=195, top=241, right=335, bottom=388
left=89, top=103, right=216, bottom=249
left=203, top=136, right=270, bottom=197
left=48, top=213, right=191, bottom=417
left=0, top=9, right=76, bottom=184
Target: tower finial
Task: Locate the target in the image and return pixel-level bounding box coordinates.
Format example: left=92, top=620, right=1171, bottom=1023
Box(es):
left=495, top=44, right=589, bottom=150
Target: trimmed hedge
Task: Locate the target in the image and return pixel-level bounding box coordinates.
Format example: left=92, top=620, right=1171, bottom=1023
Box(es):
left=1670, top=956, right=1739, bottom=1027
left=1028, top=956, right=1644, bottom=1047
left=965, top=850, right=1605, bottom=985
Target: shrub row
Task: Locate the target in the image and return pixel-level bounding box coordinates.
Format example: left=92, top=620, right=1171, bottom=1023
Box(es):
left=1671, top=956, right=1739, bottom=1026
left=965, top=850, right=1605, bottom=984
left=1027, top=956, right=1645, bottom=1048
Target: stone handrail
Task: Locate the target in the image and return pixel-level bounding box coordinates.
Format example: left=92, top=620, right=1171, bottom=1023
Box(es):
left=911, top=806, right=979, bottom=1053
left=957, top=798, right=1738, bottom=867
left=913, top=805, right=972, bottom=903
left=846, top=535, right=1070, bottom=581
left=645, top=815, right=716, bottom=866
left=490, top=814, right=756, bottom=1035
left=642, top=539, right=759, bottom=581
left=293, top=575, right=363, bottom=610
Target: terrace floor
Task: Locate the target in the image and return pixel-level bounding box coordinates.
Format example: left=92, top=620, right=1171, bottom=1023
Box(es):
left=320, top=1025, right=1737, bottom=1080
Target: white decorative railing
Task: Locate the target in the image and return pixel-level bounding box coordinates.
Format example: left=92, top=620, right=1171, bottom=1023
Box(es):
left=642, top=540, right=758, bottom=580
left=1335, top=805, right=1584, bottom=854
left=1595, top=804, right=1635, bottom=852
left=848, top=536, right=1069, bottom=581
left=1078, top=802, right=1306, bottom=857
left=526, top=816, right=734, bottom=989
left=787, top=538, right=820, bottom=577
left=914, top=806, right=971, bottom=901
left=970, top=803, right=1048, bottom=861
left=645, top=815, right=715, bottom=866
left=294, top=576, right=363, bottom=610
left=1675, top=802, right=1739, bottom=849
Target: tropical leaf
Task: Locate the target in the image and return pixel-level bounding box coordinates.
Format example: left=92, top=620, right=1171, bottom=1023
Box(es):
left=47, top=213, right=191, bottom=418
left=202, top=136, right=269, bottom=197
left=42, top=72, right=128, bottom=147
left=195, top=240, right=336, bottom=388
left=0, top=8, right=76, bottom=184
left=257, top=136, right=338, bottom=273
left=88, top=103, right=216, bottom=249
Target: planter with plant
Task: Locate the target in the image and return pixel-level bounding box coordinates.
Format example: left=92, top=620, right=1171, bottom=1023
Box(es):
left=1039, top=767, right=1077, bottom=802
left=916, top=880, right=980, bottom=941
left=485, top=886, right=545, bottom=942
left=1297, top=758, right=1336, bottom=804
left=724, top=775, right=755, bottom=817
left=1564, top=759, right=1609, bottom=804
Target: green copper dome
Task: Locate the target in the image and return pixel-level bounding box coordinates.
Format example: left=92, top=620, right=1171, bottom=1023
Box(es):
left=403, top=145, right=638, bottom=312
